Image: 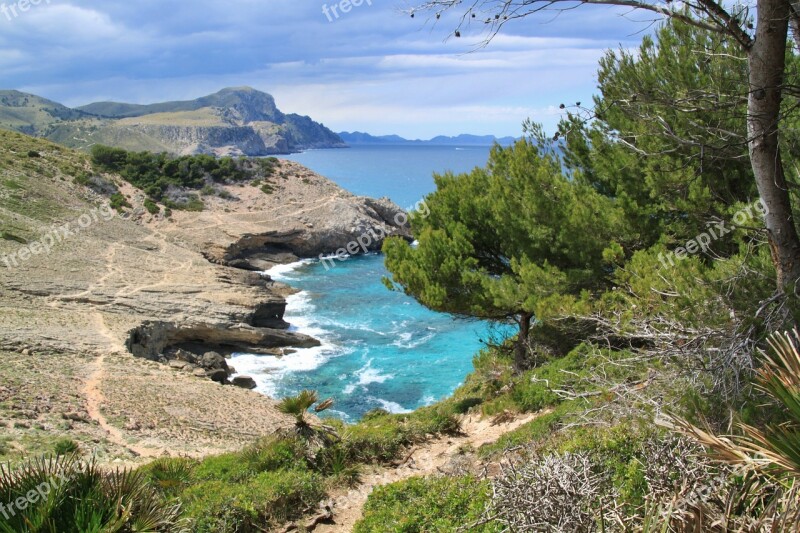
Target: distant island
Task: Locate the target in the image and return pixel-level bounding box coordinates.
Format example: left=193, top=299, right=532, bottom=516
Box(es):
left=338, top=131, right=519, bottom=146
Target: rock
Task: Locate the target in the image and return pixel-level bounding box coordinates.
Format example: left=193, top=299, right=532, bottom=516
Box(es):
left=21, top=348, right=30, bottom=356
left=227, top=365, right=236, bottom=376
left=206, top=369, right=228, bottom=384
left=174, top=348, right=198, bottom=364
left=62, top=412, right=90, bottom=423
left=192, top=368, right=207, bottom=377
left=231, top=376, right=257, bottom=389
left=169, top=360, right=189, bottom=370
left=201, top=351, right=228, bottom=371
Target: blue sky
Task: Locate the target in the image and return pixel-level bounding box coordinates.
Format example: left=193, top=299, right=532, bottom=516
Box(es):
left=0, top=0, right=654, bottom=138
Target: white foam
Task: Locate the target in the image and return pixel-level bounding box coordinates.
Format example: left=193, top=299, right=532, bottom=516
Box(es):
left=391, top=330, right=436, bottom=349
left=344, top=361, right=393, bottom=394
left=263, top=259, right=313, bottom=281
left=230, top=282, right=346, bottom=398
left=374, top=398, right=412, bottom=414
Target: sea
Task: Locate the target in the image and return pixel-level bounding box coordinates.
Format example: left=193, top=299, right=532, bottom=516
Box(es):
left=229, top=144, right=511, bottom=421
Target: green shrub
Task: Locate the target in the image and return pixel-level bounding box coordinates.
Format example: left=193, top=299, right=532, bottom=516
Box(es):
left=191, top=452, right=255, bottom=484
left=52, top=439, right=78, bottom=456
left=164, top=195, right=204, bottom=212
left=138, top=457, right=195, bottom=497
left=26, top=151, right=40, bottom=158
left=109, top=192, right=131, bottom=212
left=354, top=475, right=499, bottom=532
left=342, top=406, right=461, bottom=464
left=0, top=454, right=181, bottom=533
left=144, top=198, right=160, bottom=215
left=72, top=172, right=90, bottom=187
left=181, top=469, right=324, bottom=532
left=240, top=435, right=308, bottom=473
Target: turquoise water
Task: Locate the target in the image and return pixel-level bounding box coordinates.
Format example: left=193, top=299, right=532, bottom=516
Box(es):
left=281, top=144, right=493, bottom=209
left=230, top=145, right=510, bottom=421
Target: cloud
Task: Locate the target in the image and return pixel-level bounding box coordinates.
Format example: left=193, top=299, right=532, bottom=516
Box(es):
left=0, top=0, right=651, bottom=137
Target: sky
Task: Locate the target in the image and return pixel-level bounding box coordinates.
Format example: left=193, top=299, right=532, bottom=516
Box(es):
left=0, top=0, right=656, bottom=139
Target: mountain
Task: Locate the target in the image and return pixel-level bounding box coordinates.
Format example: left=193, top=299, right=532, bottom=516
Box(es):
left=0, top=90, right=92, bottom=135
left=338, top=131, right=518, bottom=146
left=0, top=87, right=345, bottom=156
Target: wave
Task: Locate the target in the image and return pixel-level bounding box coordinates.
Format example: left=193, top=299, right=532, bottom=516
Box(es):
left=263, top=259, right=314, bottom=281
left=391, top=329, right=436, bottom=349
left=343, top=360, right=393, bottom=394
left=230, top=286, right=346, bottom=397
left=373, top=398, right=412, bottom=414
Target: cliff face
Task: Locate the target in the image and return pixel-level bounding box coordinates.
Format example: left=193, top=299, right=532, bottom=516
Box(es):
left=0, top=87, right=346, bottom=156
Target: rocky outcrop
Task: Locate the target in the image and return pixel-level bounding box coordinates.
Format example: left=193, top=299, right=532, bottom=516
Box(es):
left=126, top=321, right=320, bottom=360
left=218, top=195, right=412, bottom=269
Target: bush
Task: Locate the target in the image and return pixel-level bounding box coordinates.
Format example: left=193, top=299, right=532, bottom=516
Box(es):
left=26, top=151, right=40, bottom=158
left=52, top=439, right=78, bottom=456
left=354, top=475, right=498, bottom=532
left=138, top=457, right=195, bottom=498
left=341, top=406, right=461, bottom=464
left=181, top=469, right=324, bottom=532
left=144, top=198, right=160, bottom=215
left=109, top=192, right=131, bottom=212
left=0, top=454, right=182, bottom=533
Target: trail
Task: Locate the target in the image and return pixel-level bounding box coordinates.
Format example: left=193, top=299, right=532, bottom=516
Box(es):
left=82, top=312, right=160, bottom=458
left=66, top=243, right=165, bottom=458
left=312, top=411, right=541, bottom=533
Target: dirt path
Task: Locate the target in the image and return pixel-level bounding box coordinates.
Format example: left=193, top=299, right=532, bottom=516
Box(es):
left=82, top=312, right=163, bottom=459
left=313, top=412, right=540, bottom=533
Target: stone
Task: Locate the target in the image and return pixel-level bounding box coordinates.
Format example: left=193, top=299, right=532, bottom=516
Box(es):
left=206, top=369, right=228, bottom=383
left=232, top=376, right=257, bottom=389
left=174, top=348, right=198, bottom=364
left=169, top=360, right=188, bottom=370
left=192, top=368, right=207, bottom=377
left=200, top=351, right=228, bottom=371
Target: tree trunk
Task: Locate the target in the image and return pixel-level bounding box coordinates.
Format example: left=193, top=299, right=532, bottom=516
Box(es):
left=748, top=0, right=800, bottom=293
left=514, top=312, right=533, bottom=373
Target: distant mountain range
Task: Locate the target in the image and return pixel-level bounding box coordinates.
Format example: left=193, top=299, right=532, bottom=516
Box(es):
left=0, top=87, right=345, bottom=156
left=338, top=131, right=518, bottom=146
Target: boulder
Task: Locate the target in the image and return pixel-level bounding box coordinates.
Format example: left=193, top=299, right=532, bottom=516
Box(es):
left=201, top=351, right=228, bottom=371
left=232, top=376, right=257, bottom=390
left=192, top=368, right=207, bottom=377
left=206, top=369, right=228, bottom=384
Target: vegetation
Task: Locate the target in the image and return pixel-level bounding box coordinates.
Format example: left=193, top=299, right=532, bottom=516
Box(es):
left=354, top=475, right=497, bottom=532
left=0, top=454, right=182, bottom=533
left=90, top=145, right=278, bottom=210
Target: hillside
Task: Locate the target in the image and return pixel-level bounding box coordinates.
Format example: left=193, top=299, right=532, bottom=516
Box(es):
left=0, top=87, right=346, bottom=156
left=0, top=129, right=407, bottom=462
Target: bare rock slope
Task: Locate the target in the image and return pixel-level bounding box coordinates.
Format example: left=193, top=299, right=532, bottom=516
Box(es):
left=0, top=129, right=407, bottom=461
